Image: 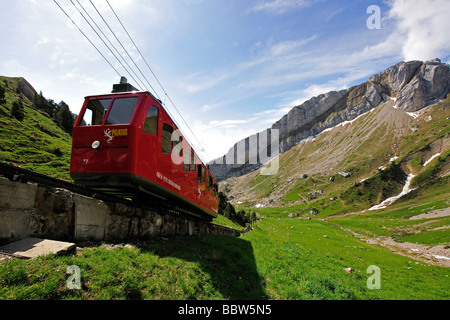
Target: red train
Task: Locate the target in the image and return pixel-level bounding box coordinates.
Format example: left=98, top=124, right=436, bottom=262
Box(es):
left=70, top=79, right=219, bottom=220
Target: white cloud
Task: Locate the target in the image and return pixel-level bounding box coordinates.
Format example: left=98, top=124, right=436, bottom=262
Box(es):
left=37, top=37, right=50, bottom=46
left=61, top=72, right=76, bottom=80
left=1, top=59, right=29, bottom=74
left=387, top=0, right=450, bottom=61
left=269, top=35, right=318, bottom=57
left=179, top=73, right=228, bottom=93
left=201, top=102, right=225, bottom=112
left=212, top=119, right=252, bottom=127
left=251, top=0, right=323, bottom=15
left=89, top=0, right=136, bottom=13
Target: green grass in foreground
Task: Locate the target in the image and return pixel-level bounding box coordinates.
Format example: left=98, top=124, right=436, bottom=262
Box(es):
left=1, top=217, right=449, bottom=300
left=0, top=236, right=264, bottom=300
left=243, top=218, right=449, bottom=300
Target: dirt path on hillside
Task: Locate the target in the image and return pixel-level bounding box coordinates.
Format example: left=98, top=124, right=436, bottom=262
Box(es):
left=337, top=227, right=450, bottom=267
left=366, top=237, right=450, bottom=267
left=409, top=207, right=450, bottom=220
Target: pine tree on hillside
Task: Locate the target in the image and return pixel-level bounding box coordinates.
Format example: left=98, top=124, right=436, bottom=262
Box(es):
left=11, top=100, right=25, bottom=121
left=55, top=101, right=75, bottom=134
left=0, top=86, right=6, bottom=105
left=33, top=91, right=55, bottom=117
left=218, top=191, right=228, bottom=215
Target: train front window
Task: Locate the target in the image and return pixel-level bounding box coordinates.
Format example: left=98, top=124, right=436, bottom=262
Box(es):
left=105, top=97, right=139, bottom=125
left=79, top=99, right=111, bottom=126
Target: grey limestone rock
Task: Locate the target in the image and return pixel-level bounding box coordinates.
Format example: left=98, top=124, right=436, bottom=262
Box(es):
left=209, top=59, right=450, bottom=181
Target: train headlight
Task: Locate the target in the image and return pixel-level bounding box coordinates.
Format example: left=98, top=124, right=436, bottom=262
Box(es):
left=92, top=140, right=101, bottom=150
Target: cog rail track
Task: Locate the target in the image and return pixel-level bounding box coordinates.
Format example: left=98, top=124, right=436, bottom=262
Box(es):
left=0, top=162, right=213, bottom=223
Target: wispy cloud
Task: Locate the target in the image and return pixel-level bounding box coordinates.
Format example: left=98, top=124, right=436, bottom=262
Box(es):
left=178, top=73, right=229, bottom=93
left=201, top=102, right=225, bottom=112
left=250, top=0, right=323, bottom=15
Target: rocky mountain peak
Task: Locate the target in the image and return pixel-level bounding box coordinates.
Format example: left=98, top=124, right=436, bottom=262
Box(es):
left=209, top=59, right=450, bottom=181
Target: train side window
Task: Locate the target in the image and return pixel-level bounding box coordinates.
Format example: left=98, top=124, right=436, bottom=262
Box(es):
left=201, top=166, right=206, bottom=183
left=213, top=184, right=218, bottom=197
left=143, top=106, right=158, bottom=135
left=174, top=132, right=183, bottom=157
left=79, top=99, right=111, bottom=126
left=105, top=97, right=139, bottom=125
left=197, top=164, right=202, bottom=183
left=183, top=147, right=190, bottom=172
left=207, top=176, right=212, bottom=191
left=162, top=123, right=173, bottom=154
left=190, top=150, right=196, bottom=172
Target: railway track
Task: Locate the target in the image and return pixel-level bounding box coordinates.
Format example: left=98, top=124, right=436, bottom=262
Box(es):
left=0, top=162, right=213, bottom=223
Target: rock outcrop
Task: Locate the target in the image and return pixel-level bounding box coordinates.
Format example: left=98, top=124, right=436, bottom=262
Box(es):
left=209, top=59, right=450, bottom=181
left=17, top=78, right=38, bottom=102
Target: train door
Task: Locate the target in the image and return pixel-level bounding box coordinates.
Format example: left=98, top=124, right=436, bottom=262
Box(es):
left=137, top=104, right=159, bottom=178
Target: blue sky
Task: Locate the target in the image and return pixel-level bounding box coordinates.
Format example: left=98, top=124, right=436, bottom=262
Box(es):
left=1, top=0, right=450, bottom=161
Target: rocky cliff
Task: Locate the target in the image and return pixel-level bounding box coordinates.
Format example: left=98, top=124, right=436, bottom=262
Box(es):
left=209, top=58, right=450, bottom=181
left=17, top=78, right=38, bottom=102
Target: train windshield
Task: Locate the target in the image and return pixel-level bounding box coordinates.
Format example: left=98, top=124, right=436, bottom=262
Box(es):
left=79, top=99, right=111, bottom=126
left=79, top=97, right=139, bottom=126
left=105, top=97, right=139, bottom=125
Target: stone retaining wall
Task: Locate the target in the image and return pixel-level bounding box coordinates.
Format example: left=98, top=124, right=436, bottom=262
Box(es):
left=0, top=177, right=240, bottom=245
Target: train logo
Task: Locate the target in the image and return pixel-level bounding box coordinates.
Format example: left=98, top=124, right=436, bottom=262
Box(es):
left=104, top=128, right=113, bottom=143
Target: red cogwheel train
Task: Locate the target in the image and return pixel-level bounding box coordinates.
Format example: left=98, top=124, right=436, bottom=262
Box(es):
left=70, top=78, right=219, bottom=219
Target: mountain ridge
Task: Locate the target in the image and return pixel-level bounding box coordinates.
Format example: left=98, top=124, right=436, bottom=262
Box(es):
left=209, top=58, right=450, bottom=181
left=220, top=94, right=449, bottom=214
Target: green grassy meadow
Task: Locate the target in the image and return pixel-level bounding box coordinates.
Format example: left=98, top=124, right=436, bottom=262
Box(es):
left=1, top=214, right=448, bottom=300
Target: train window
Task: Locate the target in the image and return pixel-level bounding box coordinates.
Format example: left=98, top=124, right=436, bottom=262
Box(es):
left=207, top=176, right=212, bottom=191
left=197, top=164, right=206, bottom=183
left=174, top=131, right=183, bottom=157
left=79, top=99, right=111, bottom=126
left=143, top=106, right=158, bottom=135
left=162, top=123, right=173, bottom=154
left=213, top=184, right=218, bottom=197
left=190, top=150, right=196, bottom=172
left=105, top=97, right=139, bottom=125
left=183, top=148, right=190, bottom=172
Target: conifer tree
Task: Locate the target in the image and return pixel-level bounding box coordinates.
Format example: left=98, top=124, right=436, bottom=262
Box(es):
left=11, top=100, right=25, bottom=121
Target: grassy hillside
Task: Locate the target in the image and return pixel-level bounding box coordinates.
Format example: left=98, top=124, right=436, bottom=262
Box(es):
left=0, top=76, right=73, bottom=181
left=330, top=175, right=450, bottom=245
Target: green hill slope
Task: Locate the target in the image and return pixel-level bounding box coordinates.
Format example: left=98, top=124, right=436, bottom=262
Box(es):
left=0, top=76, right=73, bottom=181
